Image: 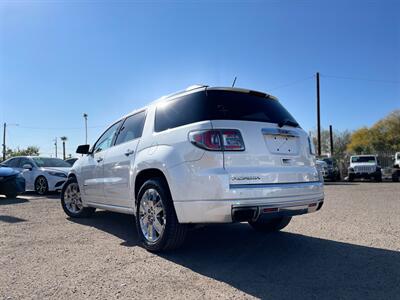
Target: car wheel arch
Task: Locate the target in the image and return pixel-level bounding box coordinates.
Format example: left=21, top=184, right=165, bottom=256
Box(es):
left=134, top=168, right=171, bottom=206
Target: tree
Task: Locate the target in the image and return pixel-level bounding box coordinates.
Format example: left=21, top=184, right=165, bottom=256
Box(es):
left=4, top=146, right=40, bottom=159
left=60, top=136, right=68, bottom=160
left=347, top=110, right=400, bottom=154
left=312, top=129, right=351, bottom=157
left=370, top=110, right=400, bottom=152
left=347, top=127, right=372, bottom=154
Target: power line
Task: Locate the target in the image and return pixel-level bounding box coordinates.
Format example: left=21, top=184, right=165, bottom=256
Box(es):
left=321, top=74, right=400, bottom=84
left=17, top=125, right=105, bottom=130
left=267, top=75, right=314, bottom=92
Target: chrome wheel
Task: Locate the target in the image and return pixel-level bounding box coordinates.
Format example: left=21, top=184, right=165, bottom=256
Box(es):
left=63, top=182, right=83, bottom=214
left=35, top=177, right=48, bottom=194
left=139, top=188, right=166, bottom=243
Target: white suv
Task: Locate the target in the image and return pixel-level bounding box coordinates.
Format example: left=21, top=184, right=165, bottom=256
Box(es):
left=61, top=86, right=324, bottom=251
left=348, top=155, right=382, bottom=182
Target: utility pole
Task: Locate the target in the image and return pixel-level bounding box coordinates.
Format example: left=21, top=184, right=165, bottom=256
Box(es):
left=329, top=125, right=334, bottom=157
left=2, top=123, right=19, bottom=161
left=83, top=113, right=88, bottom=144
left=316, top=72, right=321, bottom=156
left=60, top=136, right=67, bottom=160
left=54, top=137, right=58, bottom=158
left=2, top=123, right=6, bottom=161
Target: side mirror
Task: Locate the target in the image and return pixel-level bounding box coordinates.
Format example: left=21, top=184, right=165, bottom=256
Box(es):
left=76, top=144, right=90, bottom=154
left=23, top=164, right=33, bottom=170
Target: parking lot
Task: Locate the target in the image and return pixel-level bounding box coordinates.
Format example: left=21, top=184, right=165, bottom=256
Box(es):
left=0, top=182, right=399, bottom=300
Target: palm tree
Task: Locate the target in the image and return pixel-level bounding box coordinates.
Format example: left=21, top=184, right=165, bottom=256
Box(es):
left=60, top=136, right=67, bottom=160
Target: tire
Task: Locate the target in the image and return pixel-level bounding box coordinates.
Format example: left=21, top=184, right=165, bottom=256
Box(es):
left=348, top=174, right=354, bottom=182
left=135, top=178, right=187, bottom=252
left=249, top=216, right=292, bottom=233
left=393, top=173, right=399, bottom=182
left=61, top=177, right=95, bottom=218
left=374, top=172, right=382, bottom=182
left=5, top=193, right=17, bottom=199
left=35, top=176, right=49, bottom=195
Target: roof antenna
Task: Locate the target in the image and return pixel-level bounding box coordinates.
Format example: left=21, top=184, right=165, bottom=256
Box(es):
left=231, top=76, right=237, bottom=87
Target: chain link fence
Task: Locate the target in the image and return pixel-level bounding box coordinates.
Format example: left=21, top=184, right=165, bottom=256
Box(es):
left=334, top=151, right=397, bottom=179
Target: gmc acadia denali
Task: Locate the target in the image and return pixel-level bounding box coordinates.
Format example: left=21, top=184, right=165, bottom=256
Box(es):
left=61, top=86, right=324, bottom=251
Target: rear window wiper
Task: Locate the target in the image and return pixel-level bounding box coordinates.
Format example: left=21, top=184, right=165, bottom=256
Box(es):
left=277, top=118, right=299, bottom=128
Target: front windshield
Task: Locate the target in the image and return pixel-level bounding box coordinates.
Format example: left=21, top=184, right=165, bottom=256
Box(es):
left=351, top=156, right=376, bottom=163
left=32, top=157, right=71, bottom=168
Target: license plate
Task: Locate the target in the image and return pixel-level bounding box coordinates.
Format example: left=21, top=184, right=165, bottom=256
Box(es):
left=264, top=134, right=299, bottom=155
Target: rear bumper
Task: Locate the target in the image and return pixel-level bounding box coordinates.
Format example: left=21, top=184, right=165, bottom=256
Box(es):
left=174, top=181, right=324, bottom=223
left=232, top=198, right=324, bottom=222
left=350, top=170, right=380, bottom=179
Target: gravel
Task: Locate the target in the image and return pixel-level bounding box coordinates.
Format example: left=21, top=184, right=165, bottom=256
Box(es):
left=1, top=182, right=399, bottom=299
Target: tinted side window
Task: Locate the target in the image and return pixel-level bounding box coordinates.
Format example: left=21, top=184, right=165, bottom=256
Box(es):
left=93, top=121, right=122, bottom=153
left=4, top=158, right=20, bottom=167
left=115, top=111, right=146, bottom=146
left=19, top=158, right=33, bottom=168
left=155, top=91, right=208, bottom=132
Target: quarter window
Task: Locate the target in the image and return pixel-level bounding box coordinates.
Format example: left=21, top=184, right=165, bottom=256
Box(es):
left=155, top=92, right=208, bottom=132
left=115, top=111, right=146, bottom=146
left=93, top=121, right=122, bottom=153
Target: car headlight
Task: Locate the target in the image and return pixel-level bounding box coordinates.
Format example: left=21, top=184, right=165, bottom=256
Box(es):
left=46, top=171, right=67, bottom=178
left=348, top=167, right=354, bottom=173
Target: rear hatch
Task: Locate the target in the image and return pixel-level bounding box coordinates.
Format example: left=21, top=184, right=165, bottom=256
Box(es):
left=206, top=89, right=319, bottom=185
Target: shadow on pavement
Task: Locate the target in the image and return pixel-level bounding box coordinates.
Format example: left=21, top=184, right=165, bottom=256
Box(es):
left=0, top=215, right=27, bottom=223
left=324, top=182, right=359, bottom=186
left=68, top=211, right=139, bottom=246
left=69, top=211, right=400, bottom=299
left=0, top=196, right=29, bottom=205
left=22, top=191, right=60, bottom=199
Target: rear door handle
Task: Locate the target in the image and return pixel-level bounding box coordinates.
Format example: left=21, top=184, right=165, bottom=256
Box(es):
left=125, top=149, right=135, bottom=156
left=96, top=157, right=103, bottom=163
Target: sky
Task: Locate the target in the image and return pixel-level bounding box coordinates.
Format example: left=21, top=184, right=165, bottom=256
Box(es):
left=1, top=0, right=399, bottom=157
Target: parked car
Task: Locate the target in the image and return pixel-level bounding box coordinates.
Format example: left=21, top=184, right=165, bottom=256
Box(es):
left=316, top=160, right=328, bottom=180
left=348, top=155, right=382, bottom=182
left=0, top=165, right=25, bottom=198
left=385, top=153, right=400, bottom=182
left=394, top=152, right=400, bottom=168
left=61, top=85, right=324, bottom=251
left=1, top=156, right=71, bottom=194
left=321, top=157, right=341, bottom=181
left=65, top=158, right=78, bottom=166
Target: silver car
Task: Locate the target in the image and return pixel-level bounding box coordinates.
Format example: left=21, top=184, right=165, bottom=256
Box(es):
left=2, top=156, right=70, bottom=195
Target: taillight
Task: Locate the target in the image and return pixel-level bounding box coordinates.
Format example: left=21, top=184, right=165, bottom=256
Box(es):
left=220, top=130, right=245, bottom=150
left=189, top=129, right=245, bottom=151
left=190, top=130, right=222, bottom=151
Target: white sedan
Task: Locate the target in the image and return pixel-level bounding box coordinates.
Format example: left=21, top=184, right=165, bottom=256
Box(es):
left=1, top=156, right=71, bottom=195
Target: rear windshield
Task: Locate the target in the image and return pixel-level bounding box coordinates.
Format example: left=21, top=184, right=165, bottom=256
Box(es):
left=32, top=157, right=71, bottom=168
left=351, top=156, right=376, bottom=163
left=155, top=90, right=299, bottom=132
